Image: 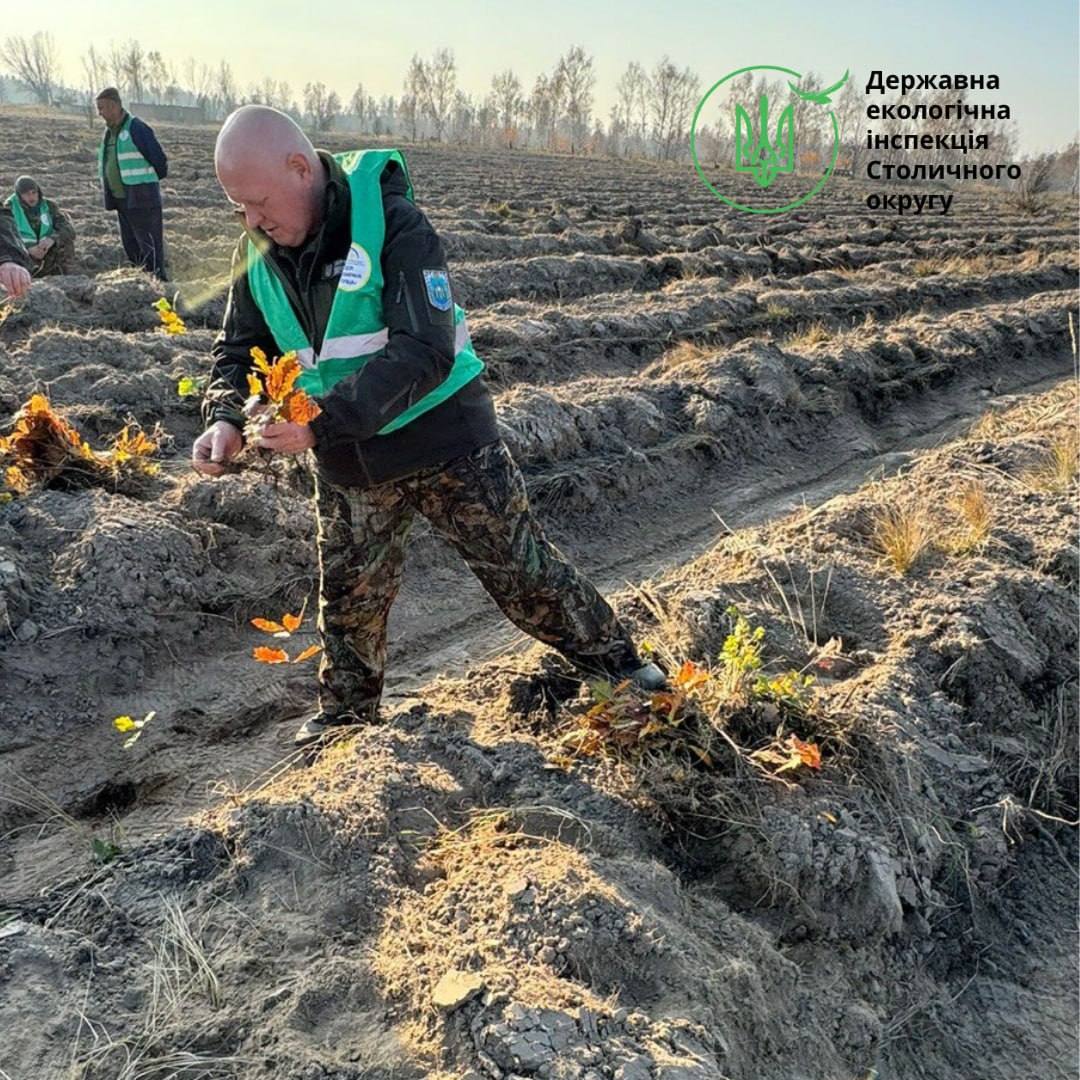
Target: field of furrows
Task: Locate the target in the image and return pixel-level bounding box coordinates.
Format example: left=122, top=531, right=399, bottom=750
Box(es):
left=0, top=109, right=1077, bottom=1080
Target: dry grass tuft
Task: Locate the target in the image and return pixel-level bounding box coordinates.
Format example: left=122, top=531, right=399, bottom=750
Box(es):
left=942, top=482, right=994, bottom=554
left=871, top=498, right=933, bottom=575
left=652, top=339, right=711, bottom=372
left=763, top=302, right=794, bottom=321
left=785, top=321, right=832, bottom=349
left=1020, top=427, right=1079, bottom=493
left=912, top=254, right=996, bottom=278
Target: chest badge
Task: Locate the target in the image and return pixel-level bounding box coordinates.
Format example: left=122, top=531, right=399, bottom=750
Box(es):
left=423, top=269, right=452, bottom=311
left=339, top=242, right=372, bottom=292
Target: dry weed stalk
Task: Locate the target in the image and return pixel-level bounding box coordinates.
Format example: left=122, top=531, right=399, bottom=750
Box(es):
left=152, top=896, right=222, bottom=1014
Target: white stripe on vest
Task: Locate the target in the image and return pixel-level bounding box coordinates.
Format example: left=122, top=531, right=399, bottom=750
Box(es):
left=296, top=317, right=471, bottom=371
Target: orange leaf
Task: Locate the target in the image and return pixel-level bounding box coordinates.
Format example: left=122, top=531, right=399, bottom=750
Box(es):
left=253, top=646, right=289, bottom=664
left=251, top=618, right=285, bottom=634
left=790, top=736, right=822, bottom=769
left=263, top=354, right=301, bottom=403
left=281, top=612, right=302, bottom=633
left=292, top=643, right=322, bottom=663
left=283, top=392, right=322, bottom=424
left=674, top=660, right=711, bottom=691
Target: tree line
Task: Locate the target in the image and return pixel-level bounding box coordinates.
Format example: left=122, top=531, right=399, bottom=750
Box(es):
left=1, top=31, right=1077, bottom=188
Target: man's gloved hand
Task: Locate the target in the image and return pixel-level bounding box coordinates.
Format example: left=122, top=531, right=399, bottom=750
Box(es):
left=192, top=420, right=243, bottom=476
left=0, top=261, right=31, bottom=299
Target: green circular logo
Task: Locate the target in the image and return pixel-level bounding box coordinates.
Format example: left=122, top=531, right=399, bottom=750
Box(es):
left=689, top=63, right=843, bottom=214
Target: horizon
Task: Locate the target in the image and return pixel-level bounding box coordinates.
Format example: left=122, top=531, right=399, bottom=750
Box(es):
left=9, top=0, right=1080, bottom=157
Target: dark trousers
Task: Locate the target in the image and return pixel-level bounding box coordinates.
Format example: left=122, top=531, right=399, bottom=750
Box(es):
left=312, top=439, right=640, bottom=720
left=115, top=205, right=166, bottom=279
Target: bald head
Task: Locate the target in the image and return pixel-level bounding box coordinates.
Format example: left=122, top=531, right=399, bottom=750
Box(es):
left=216, top=105, right=324, bottom=247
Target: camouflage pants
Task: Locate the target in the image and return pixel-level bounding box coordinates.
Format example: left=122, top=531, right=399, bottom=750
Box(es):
left=32, top=233, right=75, bottom=277
left=312, top=439, right=639, bottom=720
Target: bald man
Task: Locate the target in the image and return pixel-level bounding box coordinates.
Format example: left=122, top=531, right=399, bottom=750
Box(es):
left=194, top=106, right=665, bottom=749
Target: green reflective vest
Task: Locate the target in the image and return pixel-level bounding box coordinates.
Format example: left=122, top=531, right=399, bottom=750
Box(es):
left=98, top=116, right=158, bottom=186
left=245, top=148, right=484, bottom=436
left=5, top=192, right=52, bottom=243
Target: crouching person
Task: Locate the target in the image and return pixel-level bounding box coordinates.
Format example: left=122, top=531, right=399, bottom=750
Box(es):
left=3, top=176, right=76, bottom=277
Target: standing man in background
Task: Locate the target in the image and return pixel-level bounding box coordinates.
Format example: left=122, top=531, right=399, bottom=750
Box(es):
left=96, top=87, right=169, bottom=280
left=3, top=176, right=76, bottom=277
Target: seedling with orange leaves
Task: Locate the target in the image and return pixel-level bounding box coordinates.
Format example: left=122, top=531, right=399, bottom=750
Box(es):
left=0, top=394, right=158, bottom=495
left=559, top=606, right=822, bottom=780
left=243, top=347, right=322, bottom=444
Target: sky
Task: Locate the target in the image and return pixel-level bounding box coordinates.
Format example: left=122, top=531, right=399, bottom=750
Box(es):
left=25, top=0, right=1080, bottom=155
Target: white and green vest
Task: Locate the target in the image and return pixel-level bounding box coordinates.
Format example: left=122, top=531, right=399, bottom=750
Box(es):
left=5, top=193, right=52, bottom=243
left=245, top=148, right=484, bottom=436
left=98, top=116, right=158, bottom=186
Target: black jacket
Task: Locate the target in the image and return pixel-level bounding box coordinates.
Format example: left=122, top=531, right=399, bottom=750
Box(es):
left=102, top=114, right=168, bottom=211
left=202, top=151, right=499, bottom=489
left=0, top=210, right=30, bottom=269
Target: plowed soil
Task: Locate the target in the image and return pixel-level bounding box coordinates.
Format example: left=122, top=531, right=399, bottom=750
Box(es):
left=0, top=111, right=1076, bottom=1080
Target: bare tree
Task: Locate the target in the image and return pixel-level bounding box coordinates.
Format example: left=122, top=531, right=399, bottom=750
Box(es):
left=402, top=56, right=425, bottom=141
left=528, top=68, right=566, bottom=151
left=216, top=60, right=238, bottom=117
left=1013, top=152, right=1056, bottom=214
left=1, top=32, right=60, bottom=105
left=554, top=46, right=595, bottom=153
left=615, top=61, right=648, bottom=154
left=303, top=81, right=341, bottom=132
left=449, top=89, right=475, bottom=145
left=413, top=48, right=456, bottom=141
left=349, top=82, right=368, bottom=129
left=183, top=57, right=214, bottom=107
left=648, top=57, right=700, bottom=161
left=80, top=44, right=106, bottom=125
left=145, top=50, right=169, bottom=103
left=108, top=39, right=147, bottom=103
left=490, top=69, right=522, bottom=148
left=833, top=75, right=862, bottom=175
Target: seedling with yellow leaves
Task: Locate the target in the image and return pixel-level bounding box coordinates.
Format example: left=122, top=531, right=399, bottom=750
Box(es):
left=152, top=296, right=186, bottom=335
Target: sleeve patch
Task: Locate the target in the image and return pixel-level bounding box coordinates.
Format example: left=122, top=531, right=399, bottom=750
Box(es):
left=422, top=268, right=452, bottom=311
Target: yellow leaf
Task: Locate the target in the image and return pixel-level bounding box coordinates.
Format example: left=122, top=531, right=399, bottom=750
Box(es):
left=247, top=372, right=264, bottom=397
left=249, top=346, right=272, bottom=376
left=113, top=715, right=136, bottom=732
